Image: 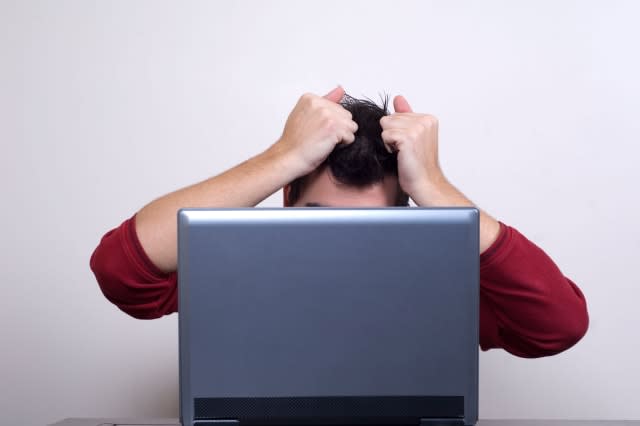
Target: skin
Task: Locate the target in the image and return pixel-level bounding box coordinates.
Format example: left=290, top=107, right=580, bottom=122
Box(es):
left=284, top=167, right=400, bottom=208
left=135, top=86, right=500, bottom=273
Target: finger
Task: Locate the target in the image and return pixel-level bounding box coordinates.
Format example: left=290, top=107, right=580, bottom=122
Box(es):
left=328, top=101, right=353, bottom=121
left=393, top=95, right=413, bottom=113
left=380, top=114, right=415, bottom=130
left=340, top=128, right=356, bottom=144
left=348, top=119, right=358, bottom=134
left=337, top=119, right=358, bottom=144
left=323, top=86, right=345, bottom=103
left=380, top=129, right=394, bottom=153
left=381, top=129, right=404, bottom=153
left=381, top=138, right=396, bottom=153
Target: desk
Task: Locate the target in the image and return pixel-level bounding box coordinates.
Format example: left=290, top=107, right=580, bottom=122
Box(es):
left=49, top=420, right=640, bottom=426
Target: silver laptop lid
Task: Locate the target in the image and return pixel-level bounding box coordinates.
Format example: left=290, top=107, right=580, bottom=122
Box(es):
left=178, top=208, right=479, bottom=426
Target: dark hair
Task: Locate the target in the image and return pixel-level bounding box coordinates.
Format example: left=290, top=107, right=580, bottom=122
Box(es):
left=288, top=94, right=409, bottom=206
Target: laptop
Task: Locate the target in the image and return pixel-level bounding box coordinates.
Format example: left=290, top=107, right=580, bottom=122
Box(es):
left=178, top=208, right=479, bottom=426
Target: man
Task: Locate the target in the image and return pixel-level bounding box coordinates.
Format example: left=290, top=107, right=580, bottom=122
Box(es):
left=90, top=86, right=589, bottom=358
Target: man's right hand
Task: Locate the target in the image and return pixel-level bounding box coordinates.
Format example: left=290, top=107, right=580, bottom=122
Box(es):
left=273, top=86, right=359, bottom=178
left=133, top=87, right=357, bottom=272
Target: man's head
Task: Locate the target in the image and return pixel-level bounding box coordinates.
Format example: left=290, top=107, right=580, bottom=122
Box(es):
left=285, top=94, right=409, bottom=207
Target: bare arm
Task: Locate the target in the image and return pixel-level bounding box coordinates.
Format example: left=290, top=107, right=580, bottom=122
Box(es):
left=413, top=178, right=501, bottom=253
left=380, top=95, right=500, bottom=252
left=135, top=147, right=298, bottom=273
left=380, top=95, right=588, bottom=356
left=136, top=87, right=358, bottom=273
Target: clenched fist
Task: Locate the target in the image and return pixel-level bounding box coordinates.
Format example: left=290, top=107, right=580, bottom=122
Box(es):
left=274, top=86, right=359, bottom=178
left=380, top=95, right=448, bottom=206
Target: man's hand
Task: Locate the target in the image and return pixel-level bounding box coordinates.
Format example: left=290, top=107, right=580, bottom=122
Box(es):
left=380, top=95, right=447, bottom=205
left=135, top=87, right=356, bottom=273
left=273, top=86, right=359, bottom=179
left=382, top=95, right=501, bottom=252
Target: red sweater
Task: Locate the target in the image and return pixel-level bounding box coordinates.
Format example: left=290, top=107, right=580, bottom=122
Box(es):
left=90, top=215, right=589, bottom=358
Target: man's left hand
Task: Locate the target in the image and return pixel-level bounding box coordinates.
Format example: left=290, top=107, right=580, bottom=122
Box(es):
left=380, top=95, right=447, bottom=205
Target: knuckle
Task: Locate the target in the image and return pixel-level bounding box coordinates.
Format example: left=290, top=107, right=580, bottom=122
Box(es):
left=321, top=115, right=335, bottom=130
left=422, top=115, right=439, bottom=126
left=301, top=93, right=319, bottom=107
left=319, top=108, right=332, bottom=121
left=419, top=115, right=438, bottom=131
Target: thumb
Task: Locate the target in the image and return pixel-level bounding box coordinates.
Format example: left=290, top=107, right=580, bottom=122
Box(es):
left=393, top=95, right=413, bottom=113
left=323, top=86, right=345, bottom=103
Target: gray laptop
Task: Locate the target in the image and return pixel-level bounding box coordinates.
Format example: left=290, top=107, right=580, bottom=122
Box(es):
left=178, top=208, right=479, bottom=426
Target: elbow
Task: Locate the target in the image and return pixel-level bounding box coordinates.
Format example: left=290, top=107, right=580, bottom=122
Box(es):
left=112, top=301, right=166, bottom=320
left=551, top=301, right=590, bottom=355
left=542, top=288, right=590, bottom=357
left=89, top=244, right=174, bottom=320
left=504, top=300, right=590, bottom=358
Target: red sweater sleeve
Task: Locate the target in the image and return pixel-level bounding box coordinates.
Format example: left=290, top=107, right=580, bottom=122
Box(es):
left=90, top=215, right=178, bottom=319
left=90, top=216, right=589, bottom=358
left=478, top=222, right=589, bottom=358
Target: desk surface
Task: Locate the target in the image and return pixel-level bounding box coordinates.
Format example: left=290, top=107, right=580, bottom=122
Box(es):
left=49, top=420, right=640, bottom=426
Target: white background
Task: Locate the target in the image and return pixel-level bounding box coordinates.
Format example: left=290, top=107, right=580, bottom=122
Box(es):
left=1, top=1, right=639, bottom=425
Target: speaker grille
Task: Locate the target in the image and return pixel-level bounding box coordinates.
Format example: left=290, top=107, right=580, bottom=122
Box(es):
left=194, top=396, right=463, bottom=423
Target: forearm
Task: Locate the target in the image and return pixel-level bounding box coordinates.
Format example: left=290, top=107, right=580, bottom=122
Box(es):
left=135, top=87, right=356, bottom=273
left=136, top=145, right=298, bottom=273
left=412, top=178, right=500, bottom=253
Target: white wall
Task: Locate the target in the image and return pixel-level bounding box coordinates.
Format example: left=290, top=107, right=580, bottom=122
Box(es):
left=1, top=1, right=639, bottom=425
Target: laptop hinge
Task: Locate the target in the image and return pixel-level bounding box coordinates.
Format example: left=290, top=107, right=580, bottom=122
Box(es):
left=420, top=419, right=465, bottom=426
left=194, top=420, right=240, bottom=426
